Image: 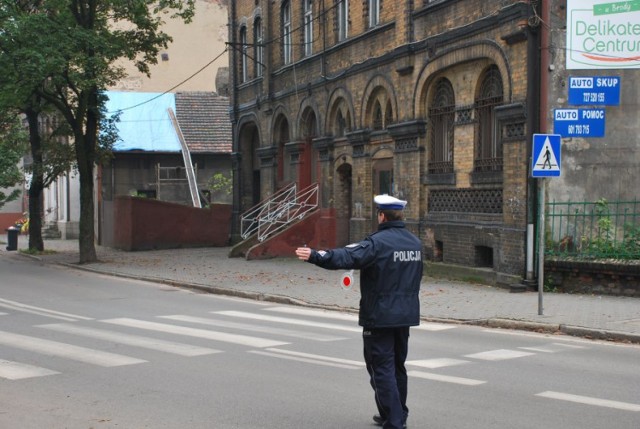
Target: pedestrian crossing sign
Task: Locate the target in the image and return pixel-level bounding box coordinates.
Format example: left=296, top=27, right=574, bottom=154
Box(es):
left=532, top=134, right=561, bottom=178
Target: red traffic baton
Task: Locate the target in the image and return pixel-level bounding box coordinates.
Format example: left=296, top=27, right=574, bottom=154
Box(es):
left=340, top=270, right=355, bottom=290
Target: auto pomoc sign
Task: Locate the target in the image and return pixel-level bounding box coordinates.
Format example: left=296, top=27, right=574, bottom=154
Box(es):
left=566, top=0, right=640, bottom=69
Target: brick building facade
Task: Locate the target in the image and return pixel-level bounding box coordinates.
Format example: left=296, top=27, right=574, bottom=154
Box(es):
left=229, top=0, right=542, bottom=284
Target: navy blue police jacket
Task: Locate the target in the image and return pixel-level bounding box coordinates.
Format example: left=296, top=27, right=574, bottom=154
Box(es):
left=307, top=220, right=423, bottom=328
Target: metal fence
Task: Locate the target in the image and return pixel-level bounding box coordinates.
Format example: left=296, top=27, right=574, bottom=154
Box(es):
left=545, top=199, right=640, bottom=259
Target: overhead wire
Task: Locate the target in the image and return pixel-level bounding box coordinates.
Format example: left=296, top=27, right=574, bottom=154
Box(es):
left=107, top=47, right=228, bottom=114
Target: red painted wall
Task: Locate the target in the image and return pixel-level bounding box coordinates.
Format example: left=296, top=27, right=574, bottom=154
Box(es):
left=114, top=196, right=231, bottom=251
left=0, top=213, right=22, bottom=231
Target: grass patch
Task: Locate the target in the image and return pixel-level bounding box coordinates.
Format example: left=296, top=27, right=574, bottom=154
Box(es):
left=19, top=248, right=57, bottom=256
left=460, top=276, right=485, bottom=284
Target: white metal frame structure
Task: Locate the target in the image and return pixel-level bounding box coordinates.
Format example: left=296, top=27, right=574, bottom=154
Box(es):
left=241, top=182, right=318, bottom=242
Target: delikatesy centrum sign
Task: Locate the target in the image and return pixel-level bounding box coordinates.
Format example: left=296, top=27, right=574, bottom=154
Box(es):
left=566, top=0, right=640, bottom=69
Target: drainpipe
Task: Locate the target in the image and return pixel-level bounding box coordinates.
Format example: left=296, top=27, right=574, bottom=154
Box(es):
left=230, top=0, right=242, bottom=242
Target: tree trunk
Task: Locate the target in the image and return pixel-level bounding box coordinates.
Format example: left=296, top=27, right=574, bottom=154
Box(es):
left=75, top=87, right=100, bottom=264
left=76, top=133, right=97, bottom=264
left=25, top=108, right=44, bottom=252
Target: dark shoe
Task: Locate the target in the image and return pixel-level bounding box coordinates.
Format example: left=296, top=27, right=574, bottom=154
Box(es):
left=372, top=415, right=407, bottom=429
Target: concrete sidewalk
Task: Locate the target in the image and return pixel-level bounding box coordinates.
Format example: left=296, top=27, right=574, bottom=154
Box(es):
left=3, top=235, right=640, bottom=344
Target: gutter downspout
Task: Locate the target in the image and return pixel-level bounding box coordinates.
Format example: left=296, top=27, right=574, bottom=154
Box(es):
left=230, top=0, right=242, bottom=243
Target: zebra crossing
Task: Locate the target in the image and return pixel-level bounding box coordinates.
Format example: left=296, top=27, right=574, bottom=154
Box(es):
left=0, top=304, right=586, bottom=383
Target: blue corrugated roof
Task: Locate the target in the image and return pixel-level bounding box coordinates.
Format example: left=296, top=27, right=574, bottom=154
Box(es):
left=105, top=91, right=181, bottom=152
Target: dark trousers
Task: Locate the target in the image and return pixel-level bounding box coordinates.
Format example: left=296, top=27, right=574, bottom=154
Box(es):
left=363, top=327, right=410, bottom=429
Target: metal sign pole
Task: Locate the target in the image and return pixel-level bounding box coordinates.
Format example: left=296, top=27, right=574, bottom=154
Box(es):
left=537, top=178, right=546, bottom=316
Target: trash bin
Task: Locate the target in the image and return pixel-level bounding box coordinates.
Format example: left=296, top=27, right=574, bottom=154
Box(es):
left=5, top=226, right=19, bottom=251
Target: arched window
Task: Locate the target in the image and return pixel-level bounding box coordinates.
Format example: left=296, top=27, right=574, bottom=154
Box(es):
left=336, top=110, right=346, bottom=137
left=428, top=78, right=455, bottom=174
left=373, top=101, right=383, bottom=130
left=240, top=26, right=248, bottom=82
left=304, top=0, right=314, bottom=57
left=474, top=65, right=504, bottom=172
left=254, top=18, right=263, bottom=77
left=384, top=100, right=393, bottom=128
left=282, top=1, right=292, bottom=64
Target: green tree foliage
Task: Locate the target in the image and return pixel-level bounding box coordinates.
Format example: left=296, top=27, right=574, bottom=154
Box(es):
left=0, top=111, right=27, bottom=209
left=0, top=0, right=195, bottom=262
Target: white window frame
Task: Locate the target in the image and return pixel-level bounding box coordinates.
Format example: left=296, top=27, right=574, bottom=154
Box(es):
left=283, top=2, right=292, bottom=64
left=369, top=0, right=379, bottom=28
left=304, top=0, right=314, bottom=57
left=254, top=18, right=263, bottom=77
left=338, top=0, right=348, bottom=42
left=240, top=26, right=248, bottom=82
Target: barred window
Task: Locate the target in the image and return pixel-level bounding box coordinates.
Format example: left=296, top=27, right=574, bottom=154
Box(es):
left=428, top=78, right=455, bottom=174
left=474, top=65, right=503, bottom=172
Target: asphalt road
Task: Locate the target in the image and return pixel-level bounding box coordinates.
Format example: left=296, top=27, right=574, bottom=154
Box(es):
left=1, top=256, right=639, bottom=429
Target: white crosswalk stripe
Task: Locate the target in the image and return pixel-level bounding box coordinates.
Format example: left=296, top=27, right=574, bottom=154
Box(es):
left=248, top=347, right=364, bottom=369
left=0, top=359, right=59, bottom=380
left=263, top=306, right=457, bottom=331
left=214, top=310, right=361, bottom=332
left=465, top=349, right=535, bottom=361
left=102, top=317, right=290, bottom=348
left=407, top=358, right=470, bottom=369
left=536, top=391, right=640, bottom=412
left=408, top=370, right=486, bottom=386
left=265, top=306, right=358, bottom=321
left=158, top=315, right=347, bottom=342
left=0, top=330, right=146, bottom=367
left=0, top=298, right=92, bottom=322
left=38, top=323, right=221, bottom=356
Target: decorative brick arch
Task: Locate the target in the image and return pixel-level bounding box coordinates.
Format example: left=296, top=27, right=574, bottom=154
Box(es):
left=295, top=96, right=322, bottom=140
left=326, top=87, right=356, bottom=137
left=413, top=40, right=513, bottom=119
left=235, top=112, right=262, bottom=148
left=269, top=105, right=292, bottom=144
left=361, top=74, right=398, bottom=130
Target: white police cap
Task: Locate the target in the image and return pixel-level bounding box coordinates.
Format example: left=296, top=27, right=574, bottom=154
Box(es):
left=374, top=194, right=407, bottom=210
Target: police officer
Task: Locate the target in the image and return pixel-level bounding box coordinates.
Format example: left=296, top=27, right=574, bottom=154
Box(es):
left=295, top=194, right=423, bottom=429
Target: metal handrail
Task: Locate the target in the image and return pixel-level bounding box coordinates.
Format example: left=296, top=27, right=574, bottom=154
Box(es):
left=240, top=182, right=319, bottom=242
left=240, top=183, right=297, bottom=240
left=257, top=183, right=318, bottom=242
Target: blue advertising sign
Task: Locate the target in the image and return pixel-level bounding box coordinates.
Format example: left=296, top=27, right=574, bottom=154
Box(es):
left=532, top=134, right=561, bottom=178
left=568, top=76, right=621, bottom=105
left=553, top=108, right=605, bottom=137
